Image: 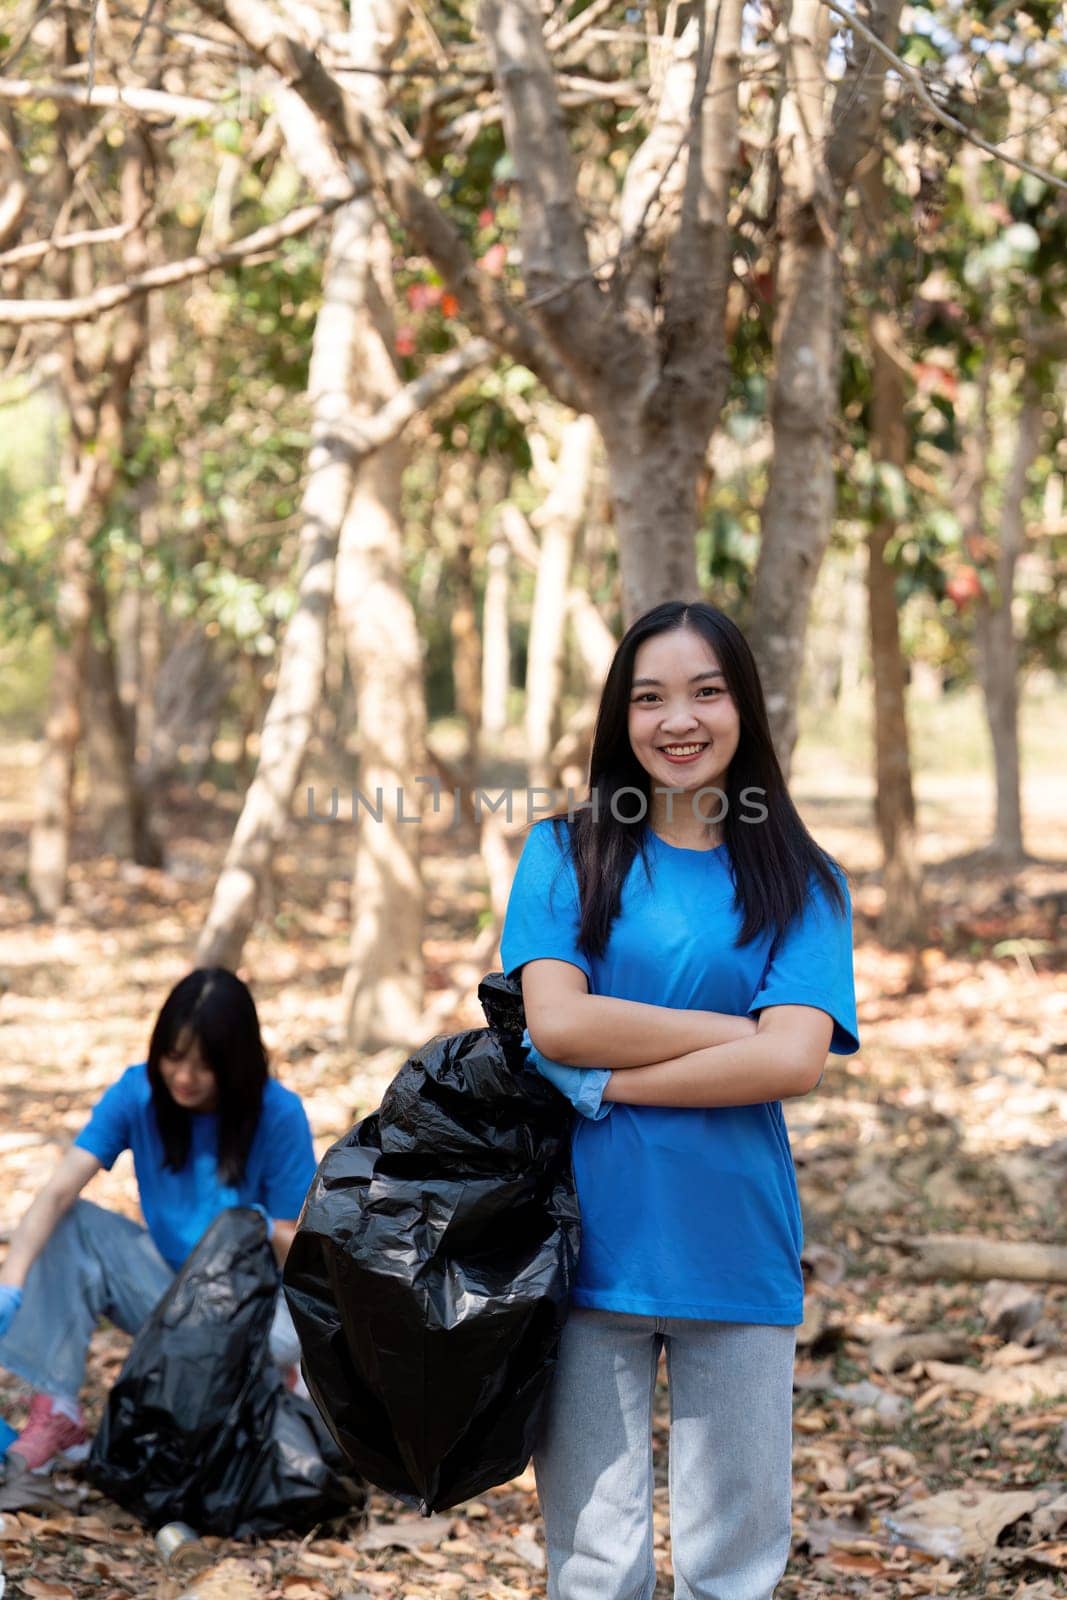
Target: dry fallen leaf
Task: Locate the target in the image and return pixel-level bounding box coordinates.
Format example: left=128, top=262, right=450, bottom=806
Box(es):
left=168, top=1557, right=264, bottom=1600
left=882, top=1487, right=1043, bottom=1560
left=924, top=1359, right=1067, bottom=1406
left=357, top=1515, right=453, bottom=1553
left=278, top=1578, right=330, bottom=1600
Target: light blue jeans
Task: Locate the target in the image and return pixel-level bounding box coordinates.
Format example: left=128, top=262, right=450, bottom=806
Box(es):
left=0, top=1200, right=301, bottom=1406
left=534, top=1308, right=797, bottom=1600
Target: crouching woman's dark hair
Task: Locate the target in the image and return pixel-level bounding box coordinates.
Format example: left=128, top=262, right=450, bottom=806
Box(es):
left=146, top=968, right=268, bottom=1186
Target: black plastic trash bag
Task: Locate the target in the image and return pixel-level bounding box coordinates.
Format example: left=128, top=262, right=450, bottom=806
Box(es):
left=88, top=1207, right=364, bottom=1537
left=283, top=972, right=580, bottom=1514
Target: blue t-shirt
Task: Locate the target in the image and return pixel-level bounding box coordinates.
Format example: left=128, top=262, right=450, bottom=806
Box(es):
left=499, top=819, right=860, bottom=1325
left=74, top=1064, right=318, bottom=1270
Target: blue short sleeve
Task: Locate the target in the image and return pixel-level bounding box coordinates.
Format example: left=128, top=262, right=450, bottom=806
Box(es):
left=745, top=865, right=860, bottom=1054
left=73, top=1068, right=138, bottom=1169
left=501, top=820, right=611, bottom=1121
left=500, top=819, right=592, bottom=983
left=257, top=1089, right=317, bottom=1220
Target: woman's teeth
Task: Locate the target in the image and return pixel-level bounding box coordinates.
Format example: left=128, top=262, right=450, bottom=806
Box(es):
left=660, top=744, right=707, bottom=757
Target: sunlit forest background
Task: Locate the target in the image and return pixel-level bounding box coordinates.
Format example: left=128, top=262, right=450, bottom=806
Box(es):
left=0, top=0, right=1065, bottom=1596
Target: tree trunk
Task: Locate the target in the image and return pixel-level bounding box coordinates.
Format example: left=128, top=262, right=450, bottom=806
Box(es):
left=525, top=414, right=597, bottom=787
left=749, top=0, right=903, bottom=776
left=480, top=531, right=510, bottom=740
left=29, top=503, right=93, bottom=914
left=974, top=383, right=1042, bottom=862
left=858, top=158, right=925, bottom=944
left=450, top=505, right=483, bottom=794
left=332, top=4, right=428, bottom=1046
left=336, top=423, right=428, bottom=1049
left=597, top=413, right=704, bottom=621
left=86, top=583, right=162, bottom=865
left=867, top=310, right=924, bottom=941
left=195, top=195, right=373, bottom=968
left=748, top=1, right=840, bottom=775
left=29, top=126, right=151, bottom=913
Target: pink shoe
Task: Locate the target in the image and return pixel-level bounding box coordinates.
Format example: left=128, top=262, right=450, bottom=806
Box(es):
left=8, top=1393, right=90, bottom=1474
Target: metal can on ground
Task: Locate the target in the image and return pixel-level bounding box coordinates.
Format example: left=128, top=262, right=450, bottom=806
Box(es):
left=154, top=1522, right=203, bottom=1567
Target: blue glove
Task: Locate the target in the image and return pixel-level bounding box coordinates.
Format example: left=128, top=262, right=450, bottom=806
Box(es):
left=0, top=1284, right=23, bottom=1340
left=522, top=1030, right=613, bottom=1121
left=248, top=1203, right=274, bottom=1240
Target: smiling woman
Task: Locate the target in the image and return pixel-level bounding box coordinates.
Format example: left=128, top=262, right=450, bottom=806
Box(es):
left=0, top=969, right=317, bottom=1476
left=500, top=599, right=859, bottom=1600
left=627, top=628, right=741, bottom=846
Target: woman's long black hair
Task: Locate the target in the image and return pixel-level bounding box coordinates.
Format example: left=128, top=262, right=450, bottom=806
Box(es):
left=146, top=968, right=268, bottom=1185
left=546, top=600, right=848, bottom=961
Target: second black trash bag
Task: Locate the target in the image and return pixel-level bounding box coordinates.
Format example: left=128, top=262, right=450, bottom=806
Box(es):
left=283, top=972, right=580, bottom=1514
left=88, top=1206, right=365, bottom=1537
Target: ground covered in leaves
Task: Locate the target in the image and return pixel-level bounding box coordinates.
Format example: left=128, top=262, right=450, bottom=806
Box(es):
left=0, top=737, right=1065, bottom=1600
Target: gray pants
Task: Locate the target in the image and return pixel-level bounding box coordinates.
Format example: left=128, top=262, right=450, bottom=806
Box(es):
left=0, top=1200, right=300, bottom=1405
left=534, top=1307, right=797, bottom=1600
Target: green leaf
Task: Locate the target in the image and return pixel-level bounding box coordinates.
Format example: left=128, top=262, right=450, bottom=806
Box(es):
left=213, top=119, right=243, bottom=153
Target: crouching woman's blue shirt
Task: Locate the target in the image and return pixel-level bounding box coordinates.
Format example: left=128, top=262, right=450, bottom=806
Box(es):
left=500, top=818, right=860, bottom=1326
left=75, top=1065, right=317, bottom=1270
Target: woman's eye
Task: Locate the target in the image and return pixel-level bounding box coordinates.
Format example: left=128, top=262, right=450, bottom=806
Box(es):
left=632, top=689, right=720, bottom=702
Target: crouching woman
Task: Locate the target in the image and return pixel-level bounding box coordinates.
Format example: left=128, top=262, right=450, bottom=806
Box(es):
left=0, top=968, right=316, bottom=1473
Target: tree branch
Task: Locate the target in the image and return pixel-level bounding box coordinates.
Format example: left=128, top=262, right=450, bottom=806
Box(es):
left=544, top=0, right=620, bottom=52
left=617, top=15, right=704, bottom=330
left=0, top=112, right=28, bottom=250
left=191, top=0, right=585, bottom=409
left=0, top=194, right=353, bottom=324
left=0, top=76, right=220, bottom=122
left=827, top=0, right=904, bottom=188
left=658, top=0, right=744, bottom=425
left=437, top=72, right=647, bottom=153
left=819, top=0, right=1067, bottom=193
left=0, top=213, right=146, bottom=269
left=478, top=0, right=605, bottom=366
left=328, top=337, right=494, bottom=465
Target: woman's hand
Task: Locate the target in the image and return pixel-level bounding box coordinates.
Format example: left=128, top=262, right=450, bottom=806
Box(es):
left=602, top=1004, right=833, bottom=1108
left=269, top=1219, right=298, bottom=1268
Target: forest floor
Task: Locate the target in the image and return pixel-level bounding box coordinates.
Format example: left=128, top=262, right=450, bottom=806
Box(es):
left=0, top=714, right=1065, bottom=1600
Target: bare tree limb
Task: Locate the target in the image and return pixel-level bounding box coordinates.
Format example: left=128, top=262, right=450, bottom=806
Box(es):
left=545, top=0, right=620, bottom=52
left=317, top=337, right=494, bottom=468
left=191, top=0, right=585, bottom=409
left=616, top=15, right=702, bottom=330
left=0, top=75, right=221, bottom=121
left=0, top=193, right=355, bottom=324
left=437, top=72, right=647, bottom=153
left=819, top=0, right=1067, bottom=193
left=0, top=213, right=146, bottom=269
left=657, top=0, right=744, bottom=426
left=478, top=0, right=605, bottom=364
left=0, top=112, right=28, bottom=250
left=826, top=0, right=901, bottom=184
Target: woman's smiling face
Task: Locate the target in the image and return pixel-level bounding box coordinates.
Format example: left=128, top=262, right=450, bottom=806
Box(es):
left=627, top=627, right=741, bottom=804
